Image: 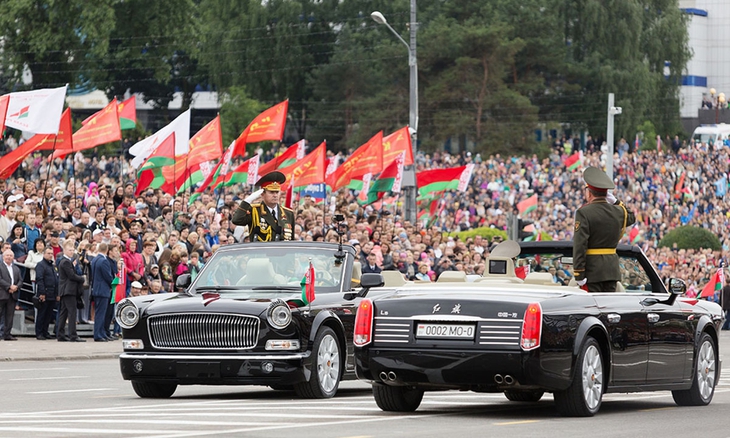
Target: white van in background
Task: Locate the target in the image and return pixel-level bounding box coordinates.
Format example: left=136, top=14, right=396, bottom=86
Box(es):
left=692, top=124, right=730, bottom=146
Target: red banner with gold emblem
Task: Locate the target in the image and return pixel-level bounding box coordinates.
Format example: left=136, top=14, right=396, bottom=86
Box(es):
left=328, top=132, right=383, bottom=191
left=382, top=127, right=413, bottom=167
left=233, top=100, right=289, bottom=156
left=279, top=142, right=326, bottom=191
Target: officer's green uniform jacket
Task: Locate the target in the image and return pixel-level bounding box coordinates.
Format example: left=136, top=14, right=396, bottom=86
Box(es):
left=573, top=199, right=636, bottom=284
left=232, top=201, right=295, bottom=242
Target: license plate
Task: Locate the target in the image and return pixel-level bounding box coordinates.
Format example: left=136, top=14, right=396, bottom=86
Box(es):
left=416, top=323, right=475, bottom=339
left=176, top=362, right=221, bottom=379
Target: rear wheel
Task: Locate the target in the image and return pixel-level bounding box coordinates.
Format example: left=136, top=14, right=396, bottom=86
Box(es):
left=672, top=333, right=717, bottom=406
left=372, top=384, right=424, bottom=412
left=294, top=327, right=341, bottom=399
left=554, top=336, right=603, bottom=417
left=131, top=381, right=177, bottom=398
left=504, top=390, right=544, bottom=402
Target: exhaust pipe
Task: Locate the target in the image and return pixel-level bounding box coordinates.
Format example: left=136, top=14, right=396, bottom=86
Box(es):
left=504, top=375, right=515, bottom=385
left=379, top=372, right=388, bottom=382
left=494, top=374, right=504, bottom=384
left=387, top=371, right=397, bottom=381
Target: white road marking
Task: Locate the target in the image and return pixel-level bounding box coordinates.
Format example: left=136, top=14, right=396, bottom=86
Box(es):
left=0, top=426, right=189, bottom=435
left=28, top=388, right=116, bottom=394
left=11, top=375, right=88, bottom=381
left=0, top=367, right=67, bottom=372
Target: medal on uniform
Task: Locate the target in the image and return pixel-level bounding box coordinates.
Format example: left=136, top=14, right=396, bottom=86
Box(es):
left=284, top=224, right=292, bottom=239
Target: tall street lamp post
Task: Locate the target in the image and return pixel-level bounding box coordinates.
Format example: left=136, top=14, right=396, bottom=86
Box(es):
left=371, top=4, right=418, bottom=224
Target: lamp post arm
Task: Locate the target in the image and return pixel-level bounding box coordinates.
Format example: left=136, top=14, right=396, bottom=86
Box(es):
left=383, top=22, right=411, bottom=53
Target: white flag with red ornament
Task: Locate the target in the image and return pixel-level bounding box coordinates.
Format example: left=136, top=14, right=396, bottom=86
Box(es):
left=3, top=86, right=67, bottom=134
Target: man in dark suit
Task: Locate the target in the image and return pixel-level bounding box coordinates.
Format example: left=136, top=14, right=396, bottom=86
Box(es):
left=91, top=243, right=115, bottom=342
left=34, top=246, right=59, bottom=340
left=0, top=249, right=22, bottom=340
left=232, top=171, right=295, bottom=241
left=57, top=241, right=86, bottom=342
left=362, top=252, right=382, bottom=274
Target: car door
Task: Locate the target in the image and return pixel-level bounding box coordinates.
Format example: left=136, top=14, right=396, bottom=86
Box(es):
left=643, top=298, right=693, bottom=383
left=593, top=293, right=650, bottom=385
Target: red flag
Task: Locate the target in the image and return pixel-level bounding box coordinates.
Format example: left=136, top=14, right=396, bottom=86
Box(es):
left=328, top=132, right=383, bottom=191
left=700, top=267, right=725, bottom=299
left=280, top=142, right=326, bottom=191
left=382, top=127, right=414, bottom=167
left=54, top=99, right=121, bottom=160
left=117, top=96, right=136, bottom=130
left=232, top=100, right=289, bottom=156
left=185, top=115, right=223, bottom=168
left=674, top=172, right=685, bottom=200
left=257, top=140, right=307, bottom=177
left=0, top=95, right=9, bottom=135
left=0, top=108, right=72, bottom=179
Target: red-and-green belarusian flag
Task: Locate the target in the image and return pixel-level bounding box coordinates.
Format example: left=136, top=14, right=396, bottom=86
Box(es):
left=416, top=164, right=474, bottom=197
left=700, top=267, right=725, bottom=299
left=111, top=270, right=127, bottom=304
left=117, top=96, right=137, bottom=130
left=222, top=155, right=260, bottom=187
left=135, top=133, right=177, bottom=195
left=176, top=116, right=223, bottom=193
left=360, top=151, right=405, bottom=206
left=517, top=194, right=538, bottom=215
left=564, top=151, right=583, bottom=171
left=257, top=140, right=307, bottom=178
left=300, top=261, right=315, bottom=305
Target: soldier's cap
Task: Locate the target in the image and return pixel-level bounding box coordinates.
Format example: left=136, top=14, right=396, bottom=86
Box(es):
left=255, top=171, right=286, bottom=192
left=583, top=166, right=614, bottom=192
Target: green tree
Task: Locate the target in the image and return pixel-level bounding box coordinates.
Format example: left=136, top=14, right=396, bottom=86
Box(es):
left=659, top=226, right=721, bottom=251
left=0, top=0, right=116, bottom=88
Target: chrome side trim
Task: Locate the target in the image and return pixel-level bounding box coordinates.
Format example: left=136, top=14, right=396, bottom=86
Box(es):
left=120, top=352, right=309, bottom=360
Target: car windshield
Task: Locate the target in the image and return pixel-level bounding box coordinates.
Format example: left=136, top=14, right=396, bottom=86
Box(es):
left=517, top=248, right=657, bottom=293
left=190, top=246, right=345, bottom=294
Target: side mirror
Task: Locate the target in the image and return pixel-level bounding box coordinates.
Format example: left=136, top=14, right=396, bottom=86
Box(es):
left=361, top=273, right=385, bottom=289
left=668, top=278, right=686, bottom=296
left=176, top=274, right=191, bottom=290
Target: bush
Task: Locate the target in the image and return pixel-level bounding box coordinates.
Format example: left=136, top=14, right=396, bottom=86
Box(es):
left=659, top=226, right=721, bottom=251
left=448, top=227, right=508, bottom=243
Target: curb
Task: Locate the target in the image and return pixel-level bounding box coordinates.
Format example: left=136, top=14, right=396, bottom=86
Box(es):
left=0, top=353, right=121, bottom=362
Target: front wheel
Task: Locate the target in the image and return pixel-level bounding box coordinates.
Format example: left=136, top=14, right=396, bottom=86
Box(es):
left=554, top=336, right=604, bottom=417
left=294, top=327, right=341, bottom=399
left=672, top=332, right=717, bottom=406
left=372, top=384, right=424, bottom=412
left=131, top=381, right=177, bottom=398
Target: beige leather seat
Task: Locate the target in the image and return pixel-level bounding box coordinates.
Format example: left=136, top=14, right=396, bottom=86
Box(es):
left=523, top=272, right=559, bottom=286
left=238, top=258, right=286, bottom=285
left=351, top=261, right=362, bottom=288
left=436, top=271, right=467, bottom=282
left=381, top=270, right=406, bottom=287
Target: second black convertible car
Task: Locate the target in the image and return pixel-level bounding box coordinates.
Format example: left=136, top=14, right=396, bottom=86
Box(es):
left=117, top=241, right=387, bottom=399
left=354, top=241, right=724, bottom=416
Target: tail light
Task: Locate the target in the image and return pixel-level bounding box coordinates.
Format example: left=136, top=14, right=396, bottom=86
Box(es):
left=354, top=299, right=374, bottom=347
left=520, top=302, right=542, bottom=351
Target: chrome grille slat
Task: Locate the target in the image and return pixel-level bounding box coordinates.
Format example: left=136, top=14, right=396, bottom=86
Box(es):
left=148, top=313, right=259, bottom=350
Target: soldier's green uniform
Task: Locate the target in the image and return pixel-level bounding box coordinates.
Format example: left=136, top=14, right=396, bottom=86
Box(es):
left=232, top=171, right=295, bottom=242
left=573, top=167, right=636, bottom=292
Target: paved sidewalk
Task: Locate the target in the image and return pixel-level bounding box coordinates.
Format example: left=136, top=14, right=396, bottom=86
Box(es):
left=0, top=337, right=122, bottom=361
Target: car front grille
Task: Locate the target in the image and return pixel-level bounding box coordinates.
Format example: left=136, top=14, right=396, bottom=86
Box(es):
left=148, top=313, right=260, bottom=350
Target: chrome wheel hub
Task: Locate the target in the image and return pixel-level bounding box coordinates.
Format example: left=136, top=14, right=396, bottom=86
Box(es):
left=317, top=334, right=340, bottom=393
left=697, top=340, right=716, bottom=400
left=581, top=345, right=603, bottom=410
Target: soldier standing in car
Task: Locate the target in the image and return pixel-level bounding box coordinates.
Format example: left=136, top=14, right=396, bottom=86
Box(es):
left=573, top=167, right=636, bottom=292
left=232, top=171, right=295, bottom=242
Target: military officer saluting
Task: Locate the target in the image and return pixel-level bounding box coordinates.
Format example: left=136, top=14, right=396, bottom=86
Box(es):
left=232, top=171, right=295, bottom=241
left=573, top=167, right=636, bottom=292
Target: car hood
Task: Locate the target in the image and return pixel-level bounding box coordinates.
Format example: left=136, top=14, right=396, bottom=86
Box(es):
left=136, top=291, right=304, bottom=317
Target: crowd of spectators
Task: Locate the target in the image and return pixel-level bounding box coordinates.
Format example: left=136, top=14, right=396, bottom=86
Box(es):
left=0, top=130, right=728, bottom=326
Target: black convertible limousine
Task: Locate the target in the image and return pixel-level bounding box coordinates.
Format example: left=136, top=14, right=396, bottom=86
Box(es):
left=354, top=241, right=724, bottom=416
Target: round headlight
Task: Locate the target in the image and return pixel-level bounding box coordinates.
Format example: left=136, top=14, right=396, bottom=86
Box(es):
left=267, top=300, right=292, bottom=329
left=116, top=299, right=140, bottom=329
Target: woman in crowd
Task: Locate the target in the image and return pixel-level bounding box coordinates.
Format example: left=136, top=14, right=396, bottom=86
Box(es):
left=122, top=239, right=144, bottom=290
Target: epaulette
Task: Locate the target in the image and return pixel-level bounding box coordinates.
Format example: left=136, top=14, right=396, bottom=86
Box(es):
left=282, top=206, right=293, bottom=212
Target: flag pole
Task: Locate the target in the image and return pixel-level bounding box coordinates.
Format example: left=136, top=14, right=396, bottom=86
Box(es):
left=42, top=136, right=59, bottom=218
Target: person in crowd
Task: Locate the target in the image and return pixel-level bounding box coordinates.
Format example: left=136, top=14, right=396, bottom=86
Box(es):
left=34, top=246, right=58, bottom=340
left=122, top=239, right=144, bottom=290
left=0, top=249, right=21, bottom=340
left=57, top=241, right=86, bottom=342
left=91, top=243, right=115, bottom=342
left=362, top=251, right=382, bottom=274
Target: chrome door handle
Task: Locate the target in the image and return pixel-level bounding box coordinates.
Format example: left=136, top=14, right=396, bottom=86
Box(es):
left=607, top=313, right=621, bottom=324
left=647, top=313, right=660, bottom=323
